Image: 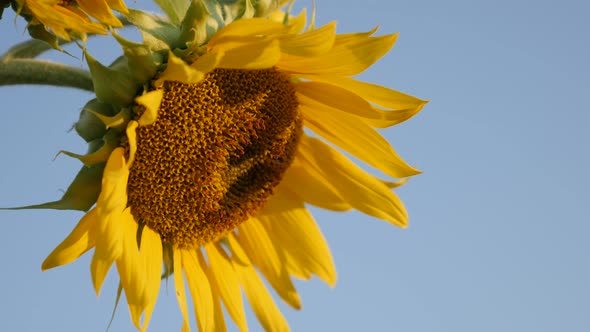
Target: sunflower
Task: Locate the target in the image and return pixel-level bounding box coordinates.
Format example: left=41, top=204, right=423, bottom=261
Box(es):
left=13, top=0, right=128, bottom=41
left=16, top=1, right=426, bottom=331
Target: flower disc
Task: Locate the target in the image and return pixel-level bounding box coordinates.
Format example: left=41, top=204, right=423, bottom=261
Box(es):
left=128, top=68, right=302, bottom=248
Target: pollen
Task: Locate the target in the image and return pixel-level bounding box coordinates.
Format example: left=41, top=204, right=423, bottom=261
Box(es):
left=127, top=68, right=302, bottom=248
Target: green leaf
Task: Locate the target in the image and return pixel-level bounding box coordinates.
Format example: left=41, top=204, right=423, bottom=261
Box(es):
left=153, top=0, right=191, bottom=25
left=1, top=164, right=104, bottom=211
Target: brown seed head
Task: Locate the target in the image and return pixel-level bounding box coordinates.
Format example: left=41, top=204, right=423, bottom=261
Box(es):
left=127, top=68, right=301, bottom=248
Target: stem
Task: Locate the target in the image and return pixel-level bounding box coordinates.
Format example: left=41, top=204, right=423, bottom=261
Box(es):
left=0, top=59, right=94, bottom=92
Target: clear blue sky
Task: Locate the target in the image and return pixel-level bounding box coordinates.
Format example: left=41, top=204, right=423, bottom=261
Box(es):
left=1, top=0, right=589, bottom=331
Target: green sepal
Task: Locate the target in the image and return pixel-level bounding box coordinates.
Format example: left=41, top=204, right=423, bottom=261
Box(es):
left=75, top=99, right=116, bottom=142
left=180, top=0, right=210, bottom=48
left=125, top=9, right=182, bottom=50
left=1, top=163, right=104, bottom=211
left=57, top=130, right=119, bottom=166
left=153, top=0, right=191, bottom=25
left=85, top=50, right=138, bottom=107
left=202, top=0, right=227, bottom=28
left=251, top=0, right=281, bottom=18
left=1, top=39, right=58, bottom=61
left=214, top=0, right=280, bottom=22
left=226, top=0, right=256, bottom=21
left=162, top=243, right=174, bottom=282
left=26, top=24, right=63, bottom=52
left=112, top=32, right=163, bottom=84
left=139, top=32, right=172, bottom=52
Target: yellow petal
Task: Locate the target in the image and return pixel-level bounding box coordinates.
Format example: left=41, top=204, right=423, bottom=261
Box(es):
left=300, top=103, right=420, bottom=178
left=280, top=159, right=351, bottom=211
left=215, top=39, right=282, bottom=69
left=42, top=208, right=98, bottom=271
left=22, top=0, right=107, bottom=40
left=105, top=0, right=128, bottom=14
left=76, top=0, right=123, bottom=27
left=205, top=243, right=248, bottom=331
left=209, top=281, right=228, bottom=332
left=334, top=26, right=379, bottom=44
left=296, top=81, right=383, bottom=118
left=269, top=7, right=307, bottom=33
left=198, top=251, right=228, bottom=332
left=155, top=52, right=205, bottom=87
left=230, top=238, right=290, bottom=332
left=289, top=8, right=307, bottom=32
left=258, top=190, right=336, bottom=286
left=302, top=75, right=427, bottom=110
left=208, top=18, right=286, bottom=48
left=90, top=214, right=119, bottom=295
left=384, top=178, right=409, bottom=189
left=250, top=184, right=289, bottom=216
left=361, top=105, right=423, bottom=128
left=115, top=208, right=144, bottom=329
left=138, top=225, right=163, bottom=332
left=91, top=148, right=129, bottom=294
left=182, top=249, right=217, bottom=332
left=237, top=218, right=301, bottom=309
left=96, top=147, right=129, bottom=215
left=135, top=91, right=163, bottom=126
left=277, top=33, right=397, bottom=76
left=296, top=81, right=423, bottom=128
left=190, top=51, right=224, bottom=73
left=278, top=22, right=336, bottom=56
left=174, top=249, right=191, bottom=332
left=125, top=121, right=138, bottom=166
left=298, top=135, right=409, bottom=228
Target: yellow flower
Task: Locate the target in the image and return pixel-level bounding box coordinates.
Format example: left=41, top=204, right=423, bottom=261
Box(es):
left=20, top=3, right=426, bottom=332
left=15, top=0, right=128, bottom=40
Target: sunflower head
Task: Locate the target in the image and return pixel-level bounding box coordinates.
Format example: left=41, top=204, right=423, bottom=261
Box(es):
left=10, top=1, right=427, bottom=331
left=128, top=67, right=302, bottom=247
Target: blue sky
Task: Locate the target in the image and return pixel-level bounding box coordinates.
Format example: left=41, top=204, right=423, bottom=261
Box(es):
left=1, top=0, right=589, bottom=331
